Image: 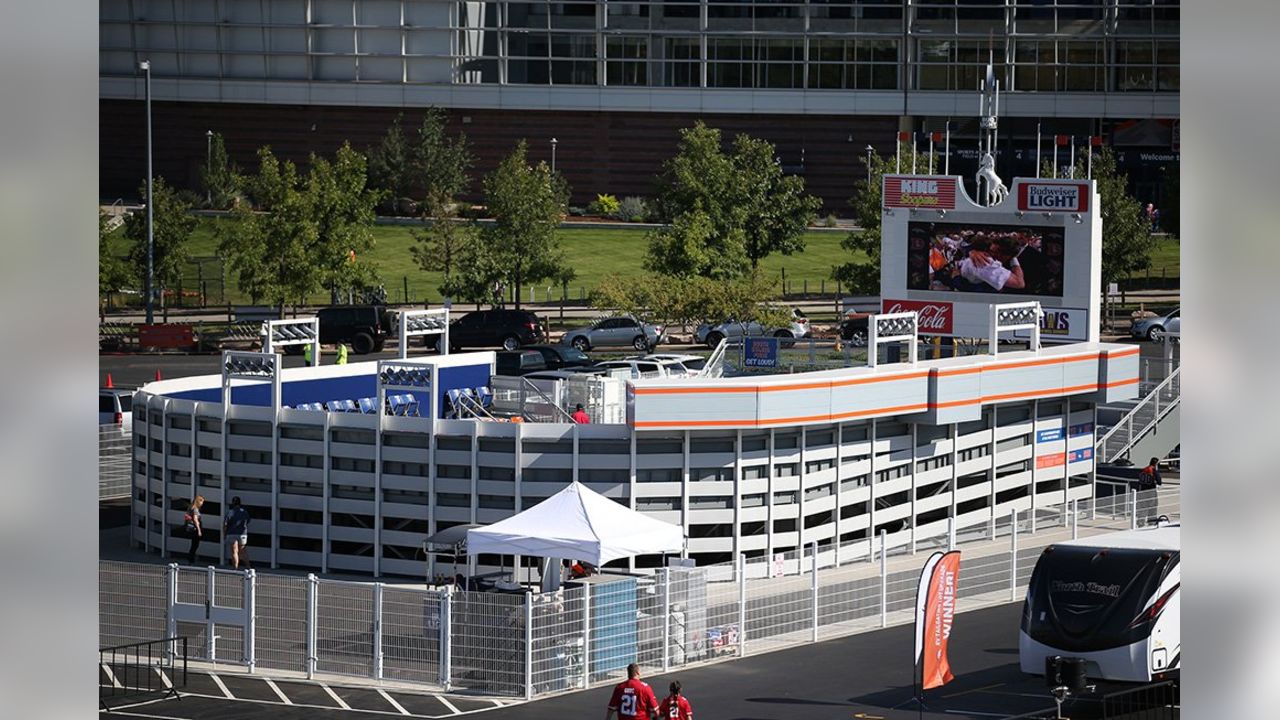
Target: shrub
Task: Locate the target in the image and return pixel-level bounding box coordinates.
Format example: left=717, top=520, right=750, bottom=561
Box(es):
left=568, top=205, right=586, bottom=217
left=822, top=213, right=839, bottom=228
left=588, top=193, right=621, bottom=216
left=615, top=196, right=651, bottom=222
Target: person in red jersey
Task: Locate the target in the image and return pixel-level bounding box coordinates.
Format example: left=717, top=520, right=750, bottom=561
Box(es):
left=658, top=680, right=693, bottom=720
left=606, top=663, right=659, bottom=720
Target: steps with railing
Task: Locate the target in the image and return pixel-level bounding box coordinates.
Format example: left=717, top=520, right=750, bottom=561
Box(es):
left=1095, top=365, right=1180, bottom=464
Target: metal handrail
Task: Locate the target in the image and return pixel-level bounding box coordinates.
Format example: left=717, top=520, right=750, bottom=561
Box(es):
left=1095, top=366, right=1180, bottom=463
left=100, top=636, right=187, bottom=709
left=516, top=377, right=575, bottom=422
left=699, top=337, right=731, bottom=378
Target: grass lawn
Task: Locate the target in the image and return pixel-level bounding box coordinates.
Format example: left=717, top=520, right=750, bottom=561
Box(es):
left=105, top=218, right=1179, bottom=307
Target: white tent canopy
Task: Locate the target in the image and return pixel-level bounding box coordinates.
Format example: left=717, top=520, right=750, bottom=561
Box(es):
left=466, top=481, right=685, bottom=567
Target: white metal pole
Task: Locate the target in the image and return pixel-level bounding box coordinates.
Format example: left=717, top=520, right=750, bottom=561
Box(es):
left=1131, top=489, right=1139, bottom=529
left=661, top=569, right=674, bottom=672
left=306, top=574, right=317, bottom=679
left=738, top=553, right=747, bottom=656
left=207, top=566, right=217, bottom=662
left=944, top=121, right=951, bottom=175
left=372, top=582, right=384, bottom=680
left=439, top=589, right=452, bottom=690
left=582, top=583, right=591, bottom=688
left=879, top=529, right=888, bottom=628
left=928, top=133, right=934, bottom=174
left=811, top=542, right=819, bottom=642
left=524, top=593, right=534, bottom=700
left=244, top=569, right=257, bottom=672
left=166, top=563, right=178, bottom=641
left=1010, top=509, right=1019, bottom=602
left=1071, top=499, right=1079, bottom=540
left=1036, top=123, right=1042, bottom=178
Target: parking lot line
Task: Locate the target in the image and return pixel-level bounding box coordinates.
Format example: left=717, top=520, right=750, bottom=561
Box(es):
left=154, top=667, right=173, bottom=689
left=377, top=688, right=411, bottom=716
left=101, top=663, right=122, bottom=689
left=265, top=678, right=292, bottom=705
left=323, top=685, right=352, bottom=710
left=435, top=696, right=462, bottom=715
left=208, top=672, right=235, bottom=699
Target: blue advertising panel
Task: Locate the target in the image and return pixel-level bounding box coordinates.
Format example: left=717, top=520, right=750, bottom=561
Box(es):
left=1036, top=427, right=1065, bottom=443
left=743, top=337, right=779, bottom=368
left=1068, top=447, right=1093, bottom=463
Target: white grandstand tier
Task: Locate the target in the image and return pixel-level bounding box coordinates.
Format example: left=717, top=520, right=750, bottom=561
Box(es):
left=129, top=341, right=1138, bottom=577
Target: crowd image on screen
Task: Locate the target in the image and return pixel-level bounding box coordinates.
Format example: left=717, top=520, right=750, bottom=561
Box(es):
left=907, top=222, right=1065, bottom=297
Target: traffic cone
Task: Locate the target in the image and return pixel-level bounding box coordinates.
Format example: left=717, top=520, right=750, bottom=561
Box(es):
left=155, top=369, right=163, bottom=381
left=105, top=373, right=114, bottom=388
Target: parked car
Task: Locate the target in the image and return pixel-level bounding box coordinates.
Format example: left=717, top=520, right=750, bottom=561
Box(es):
left=316, top=305, right=392, bottom=354
left=1130, top=308, right=1180, bottom=342
left=524, top=344, right=594, bottom=371
left=99, top=388, right=134, bottom=434
left=594, top=358, right=688, bottom=380
left=838, top=313, right=871, bottom=346
left=694, top=308, right=811, bottom=348
left=635, top=353, right=707, bottom=375
left=494, top=350, right=548, bottom=376
left=524, top=367, right=610, bottom=382
left=560, top=315, right=663, bottom=352
left=449, top=309, right=546, bottom=351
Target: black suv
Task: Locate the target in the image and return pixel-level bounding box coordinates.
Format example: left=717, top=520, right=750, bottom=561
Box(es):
left=317, top=305, right=392, bottom=354
left=449, top=309, right=545, bottom=351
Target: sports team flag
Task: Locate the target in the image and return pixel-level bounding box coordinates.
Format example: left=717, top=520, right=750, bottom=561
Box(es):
left=931, top=131, right=944, bottom=143
left=898, top=131, right=912, bottom=142
left=1055, top=134, right=1070, bottom=147
left=914, top=550, right=962, bottom=692
left=1090, top=135, right=1104, bottom=147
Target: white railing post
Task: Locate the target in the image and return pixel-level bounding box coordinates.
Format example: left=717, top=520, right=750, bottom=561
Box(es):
left=811, top=542, right=819, bottom=642
left=738, top=554, right=747, bottom=656
left=524, top=592, right=534, bottom=701
left=1131, top=489, right=1139, bottom=529
left=879, top=530, right=888, bottom=629
left=661, top=569, right=671, bottom=673
left=244, top=569, right=256, bottom=672
left=948, top=515, right=956, bottom=551
left=206, top=566, right=217, bottom=663
left=373, top=582, right=384, bottom=681
left=306, top=574, right=317, bottom=680
left=166, top=563, right=178, bottom=642
left=1010, top=509, right=1019, bottom=602
left=582, top=583, right=592, bottom=688
left=439, top=589, right=452, bottom=691
left=1071, top=499, right=1079, bottom=540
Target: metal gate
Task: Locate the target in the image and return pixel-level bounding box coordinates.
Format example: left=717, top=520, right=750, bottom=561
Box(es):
left=166, top=564, right=256, bottom=670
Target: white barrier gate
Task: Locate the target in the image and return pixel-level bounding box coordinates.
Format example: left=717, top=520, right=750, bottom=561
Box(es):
left=166, top=564, right=256, bottom=670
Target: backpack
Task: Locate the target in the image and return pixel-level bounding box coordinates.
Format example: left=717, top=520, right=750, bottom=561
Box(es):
left=183, top=512, right=197, bottom=534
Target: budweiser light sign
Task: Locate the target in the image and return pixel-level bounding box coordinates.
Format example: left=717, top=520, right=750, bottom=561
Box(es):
left=880, top=175, right=1102, bottom=341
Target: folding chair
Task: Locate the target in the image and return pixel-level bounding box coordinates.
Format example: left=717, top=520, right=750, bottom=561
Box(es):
left=358, top=397, right=377, bottom=414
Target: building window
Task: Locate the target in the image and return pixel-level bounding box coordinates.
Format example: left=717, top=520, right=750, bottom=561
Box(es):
left=436, top=492, right=470, bottom=508
left=478, top=437, right=515, bottom=454
left=742, top=493, right=766, bottom=508
left=384, top=431, right=430, bottom=449
left=281, top=452, right=323, bottom=469
left=774, top=432, right=799, bottom=450
left=479, top=494, right=515, bottom=510
left=741, top=465, right=767, bottom=481
left=636, top=497, right=681, bottom=511
left=580, top=468, right=628, bottom=484
left=384, top=460, right=429, bottom=477
left=282, top=481, right=322, bottom=496
left=690, top=436, right=735, bottom=454
left=331, top=428, right=374, bottom=445
left=281, top=424, right=324, bottom=441
left=637, top=437, right=682, bottom=454
left=436, top=464, right=471, bottom=479
left=691, top=467, right=732, bottom=482
left=774, top=463, right=798, bottom=478
left=167, top=414, right=192, bottom=430
left=478, top=465, right=514, bottom=481
left=580, top=439, right=631, bottom=455
left=229, top=448, right=270, bottom=464
left=637, top=468, right=680, bottom=483
left=228, top=420, right=272, bottom=437
left=437, top=436, right=472, bottom=452
left=805, top=458, right=836, bottom=474
left=688, top=496, right=733, bottom=510
left=772, top=491, right=797, bottom=505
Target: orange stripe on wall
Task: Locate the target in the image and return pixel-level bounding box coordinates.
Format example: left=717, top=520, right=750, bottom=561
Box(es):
left=928, top=376, right=1138, bottom=409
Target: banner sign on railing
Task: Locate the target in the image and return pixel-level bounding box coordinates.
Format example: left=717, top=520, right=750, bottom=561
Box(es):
left=744, top=338, right=779, bottom=368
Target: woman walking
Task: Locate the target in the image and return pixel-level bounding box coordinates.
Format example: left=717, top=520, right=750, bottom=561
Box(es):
left=184, top=495, right=204, bottom=564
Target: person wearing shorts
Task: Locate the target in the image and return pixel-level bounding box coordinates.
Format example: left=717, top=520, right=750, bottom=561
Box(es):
left=223, top=496, right=252, bottom=569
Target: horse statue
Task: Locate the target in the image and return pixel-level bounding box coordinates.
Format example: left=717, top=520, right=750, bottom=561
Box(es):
left=976, top=153, right=1008, bottom=206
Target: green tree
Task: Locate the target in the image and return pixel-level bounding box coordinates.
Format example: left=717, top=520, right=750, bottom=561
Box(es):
left=367, top=114, right=413, bottom=206
left=1044, top=147, right=1156, bottom=293
left=307, top=143, right=382, bottom=302
left=831, top=142, right=936, bottom=295
left=219, top=147, right=319, bottom=310
left=649, top=122, right=820, bottom=278
left=592, top=271, right=791, bottom=338
left=123, top=177, right=197, bottom=305
left=412, top=107, right=473, bottom=211
left=99, top=211, right=130, bottom=303
left=200, top=132, right=242, bottom=210
left=480, top=140, right=569, bottom=309
left=410, top=213, right=480, bottom=300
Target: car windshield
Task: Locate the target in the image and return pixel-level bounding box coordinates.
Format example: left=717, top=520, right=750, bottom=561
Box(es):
left=680, top=358, right=706, bottom=371
left=562, top=348, right=589, bottom=363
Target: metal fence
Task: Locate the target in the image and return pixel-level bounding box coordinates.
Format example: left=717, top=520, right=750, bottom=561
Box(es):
left=99, top=427, right=133, bottom=501
left=98, top=488, right=1178, bottom=698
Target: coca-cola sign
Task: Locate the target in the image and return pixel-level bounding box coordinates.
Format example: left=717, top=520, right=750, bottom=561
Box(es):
left=882, top=299, right=954, bottom=334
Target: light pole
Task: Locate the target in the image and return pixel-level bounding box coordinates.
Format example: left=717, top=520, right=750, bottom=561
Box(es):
left=205, top=130, right=213, bottom=206
left=141, top=59, right=155, bottom=325
left=865, top=145, right=874, bottom=184
left=550, top=137, right=558, bottom=174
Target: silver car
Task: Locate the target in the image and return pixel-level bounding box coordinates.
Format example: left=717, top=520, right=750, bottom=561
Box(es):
left=561, top=316, right=663, bottom=352
left=1130, top=308, right=1180, bottom=342
left=694, top=308, right=811, bottom=348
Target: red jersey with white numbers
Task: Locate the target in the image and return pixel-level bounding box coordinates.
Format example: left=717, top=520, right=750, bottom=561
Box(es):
left=608, top=678, right=659, bottom=719
left=658, top=695, right=693, bottom=720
